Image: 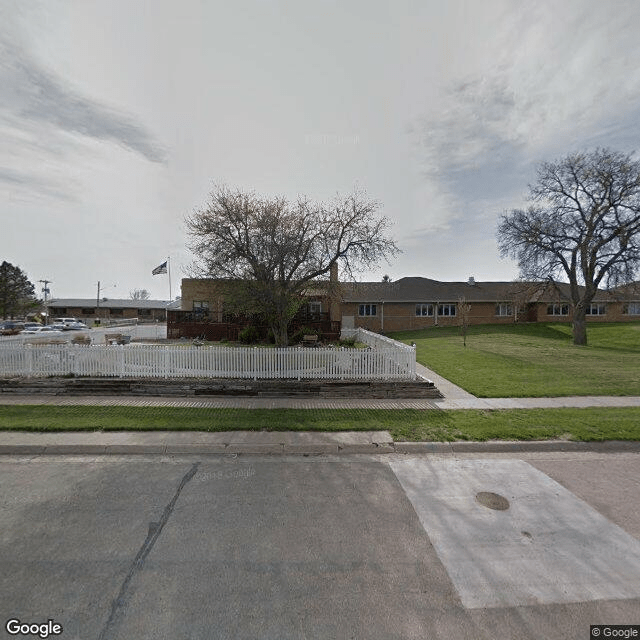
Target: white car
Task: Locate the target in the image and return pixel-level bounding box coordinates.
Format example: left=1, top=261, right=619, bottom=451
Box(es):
left=65, top=321, right=89, bottom=331
left=20, top=326, right=64, bottom=336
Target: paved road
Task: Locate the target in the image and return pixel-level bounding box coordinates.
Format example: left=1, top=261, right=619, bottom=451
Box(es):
left=1, top=451, right=639, bottom=639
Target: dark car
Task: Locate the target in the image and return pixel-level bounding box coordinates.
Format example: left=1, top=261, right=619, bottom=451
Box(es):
left=0, top=321, right=25, bottom=335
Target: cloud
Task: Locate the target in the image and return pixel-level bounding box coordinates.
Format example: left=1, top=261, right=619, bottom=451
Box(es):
left=0, top=6, right=167, bottom=166
left=0, top=166, right=76, bottom=202
left=411, top=0, right=640, bottom=222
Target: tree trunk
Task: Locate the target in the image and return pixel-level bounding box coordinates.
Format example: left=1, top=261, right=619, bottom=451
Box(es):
left=572, top=306, right=588, bottom=346
left=272, top=320, right=289, bottom=347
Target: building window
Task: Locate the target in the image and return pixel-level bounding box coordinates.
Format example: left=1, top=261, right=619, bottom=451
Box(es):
left=623, top=302, right=640, bottom=315
left=55, top=308, right=67, bottom=315
left=192, top=301, right=209, bottom=316
left=437, top=304, right=456, bottom=317
left=495, top=303, right=513, bottom=317
left=415, top=304, right=434, bottom=317
left=138, top=309, right=151, bottom=317
left=585, top=303, right=606, bottom=315
left=358, top=304, right=377, bottom=317
left=308, top=301, right=322, bottom=315
left=81, top=308, right=95, bottom=315
left=547, top=304, right=569, bottom=316
left=110, top=308, right=124, bottom=317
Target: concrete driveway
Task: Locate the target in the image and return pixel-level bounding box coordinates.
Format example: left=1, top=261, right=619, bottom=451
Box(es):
left=1, top=451, right=639, bottom=639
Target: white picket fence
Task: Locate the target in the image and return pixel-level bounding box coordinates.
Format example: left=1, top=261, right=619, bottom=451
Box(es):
left=0, top=340, right=416, bottom=380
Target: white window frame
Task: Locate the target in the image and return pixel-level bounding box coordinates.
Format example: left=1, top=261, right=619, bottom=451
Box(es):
left=585, top=303, right=606, bottom=315
left=495, top=303, right=513, bottom=317
left=623, top=302, right=640, bottom=315
left=358, top=304, right=377, bottom=317
left=308, top=301, right=322, bottom=315
left=415, top=303, right=434, bottom=317
left=547, top=304, right=569, bottom=316
left=437, top=304, right=456, bottom=317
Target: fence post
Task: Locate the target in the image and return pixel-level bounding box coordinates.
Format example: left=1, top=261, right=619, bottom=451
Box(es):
left=26, top=344, right=33, bottom=377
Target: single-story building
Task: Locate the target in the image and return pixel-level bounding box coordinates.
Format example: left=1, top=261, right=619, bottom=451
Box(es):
left=166, top=274, right=640, bottom=339
left=342, top=277, right=640, bottom=332
left=47, top=298, right=178, bottom=324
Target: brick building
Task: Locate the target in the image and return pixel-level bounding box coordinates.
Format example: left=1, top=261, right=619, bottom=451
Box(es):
left=341, top=277, right=640, bottom=333
left=47, top=298, right=176, bottom=324
left=167, top=275, right=640, bottom=340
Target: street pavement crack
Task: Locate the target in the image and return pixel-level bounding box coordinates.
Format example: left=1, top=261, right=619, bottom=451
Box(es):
left=97, top=462, right=200, bottom=640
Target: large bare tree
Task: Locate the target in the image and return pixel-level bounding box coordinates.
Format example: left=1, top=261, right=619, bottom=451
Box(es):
left=186, top=185, right=400, bottom=345
left=498, top=148, right=640, bottom=345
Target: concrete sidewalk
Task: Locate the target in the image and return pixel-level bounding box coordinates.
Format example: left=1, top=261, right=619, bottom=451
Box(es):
left=1, top=429, right=639, bottom=456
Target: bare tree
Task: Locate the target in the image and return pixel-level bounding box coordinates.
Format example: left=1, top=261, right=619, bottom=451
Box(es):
left=130, top=289, right=150, bottom=300
left=498, top=148, right=640, bottom=345
left=186, top=185, right=400, bottom=345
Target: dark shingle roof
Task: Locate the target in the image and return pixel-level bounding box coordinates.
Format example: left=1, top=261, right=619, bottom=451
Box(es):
left=340, top=278, right=610, bottom=303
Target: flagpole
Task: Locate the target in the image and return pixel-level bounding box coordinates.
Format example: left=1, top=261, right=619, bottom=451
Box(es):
left=168, top=256, right=172, bottom=302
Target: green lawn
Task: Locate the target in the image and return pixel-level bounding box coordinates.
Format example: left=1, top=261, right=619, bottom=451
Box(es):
left=0, top=405, right=639, bottom=442
left=389, top=322, right=640, bottom=397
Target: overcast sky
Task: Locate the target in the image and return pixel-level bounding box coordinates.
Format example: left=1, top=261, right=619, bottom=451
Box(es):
left=2, top=0, right=640, bottom=301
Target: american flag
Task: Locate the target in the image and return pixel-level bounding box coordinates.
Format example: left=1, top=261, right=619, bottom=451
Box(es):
left=152, top=261, right=168, bottom=275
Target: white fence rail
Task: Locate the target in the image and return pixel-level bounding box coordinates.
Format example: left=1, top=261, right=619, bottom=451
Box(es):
left=0, top=341, right=416, bottom=380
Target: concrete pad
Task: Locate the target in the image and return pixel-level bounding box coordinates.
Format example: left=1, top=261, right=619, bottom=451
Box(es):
left=389, top=458, right=640, bottom=609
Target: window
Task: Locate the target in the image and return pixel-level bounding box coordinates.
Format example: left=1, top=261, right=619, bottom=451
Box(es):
left=495, top=303, right=513, bottom=317
left=437, top=304, right=456, bottom=317
left=547, top=304, right=569, bottom=316
left=623, top=302, right=640, bottom=315
left=308, top=301, right=322, bottom=315
left=415, top=304, right=434, bottom=317
left=585, top=303, right=606, bottom=315
left=358, top=304, right=377, bottom=316
left=110, top=308, right=123, bottom=317
left=81, top=308, right=95, bottom=315
left=192, top=301, right=209, bottom=316
left=138, top=309, right=151, bottom=317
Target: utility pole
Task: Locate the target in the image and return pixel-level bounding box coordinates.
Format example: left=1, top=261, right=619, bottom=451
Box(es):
left=39, top=279, right=52, bottom=324
left=96, top=281, right=101, bottom=325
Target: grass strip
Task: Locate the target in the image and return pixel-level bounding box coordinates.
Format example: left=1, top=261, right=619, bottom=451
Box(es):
left=0, top=405, right=639, bottom=442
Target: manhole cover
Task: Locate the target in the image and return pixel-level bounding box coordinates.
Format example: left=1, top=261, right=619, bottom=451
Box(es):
left=476, top=491, right=510, bottom=511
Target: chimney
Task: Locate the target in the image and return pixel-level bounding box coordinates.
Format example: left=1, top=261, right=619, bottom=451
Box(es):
left=330, top=262, right=339, bottom=283
left=467, top=276, right=475, bottom=285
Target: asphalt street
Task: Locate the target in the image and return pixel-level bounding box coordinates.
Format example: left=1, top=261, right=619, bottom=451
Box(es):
left=1, top=451, right=639, bottom=640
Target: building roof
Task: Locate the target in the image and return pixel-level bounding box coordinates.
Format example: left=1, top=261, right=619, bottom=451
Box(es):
left=340, top=277, right=610, bottom=303
left=610, top=281, right=640, bottom=298
left=48, top=298, right=178, bottom=309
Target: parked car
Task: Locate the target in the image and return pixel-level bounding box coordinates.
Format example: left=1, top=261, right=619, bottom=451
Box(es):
left=53, top=317, right=81, bottom=328
left=0, top=321, right=25, bottom=335
left=49, top=323, right=68, bottom=332
left=20, top=326, right=64, bottom=336
left=65, top=321, right=89, bottom=331
left=22, top=322, right=42, bottom=330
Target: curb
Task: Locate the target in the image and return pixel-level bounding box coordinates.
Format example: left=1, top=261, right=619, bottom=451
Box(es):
left=1, top=440, right=639, bottom=456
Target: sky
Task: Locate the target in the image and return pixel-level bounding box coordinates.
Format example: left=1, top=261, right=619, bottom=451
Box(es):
left=2, top=0, right=640, bottom=302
